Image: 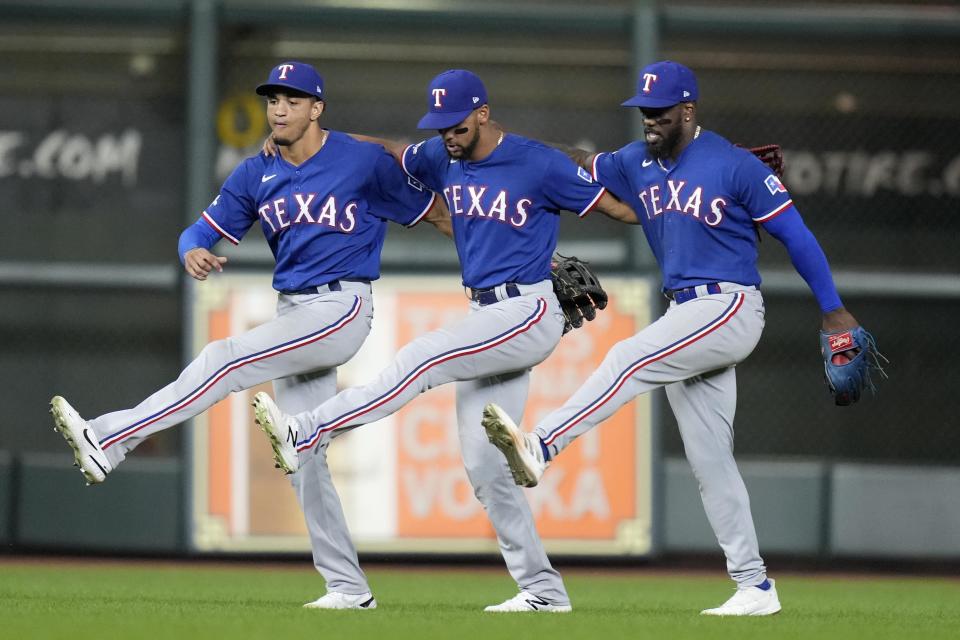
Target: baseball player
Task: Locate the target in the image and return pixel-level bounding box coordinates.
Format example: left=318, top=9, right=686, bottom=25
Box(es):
left=252, top=69, right=638, bottom=612
left=482, top=60, right=866, bottom=616
left=49, top=61, right=449, bottom=610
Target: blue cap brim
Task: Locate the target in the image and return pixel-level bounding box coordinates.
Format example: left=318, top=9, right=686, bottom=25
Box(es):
left=256, top=82, right=323, bottom=99
left=417, top=108, right=476, bottom=130
left=620, top=95, right=681, bottom=108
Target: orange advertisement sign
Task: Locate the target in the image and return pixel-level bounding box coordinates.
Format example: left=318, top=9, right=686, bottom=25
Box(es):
left=191, top=275, right=652, bottom=555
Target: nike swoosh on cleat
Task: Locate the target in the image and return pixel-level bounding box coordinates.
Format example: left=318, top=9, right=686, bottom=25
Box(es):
left=359, top=596, right=375, bottom=608
left=82, top=429, right=107, bottom=475
left=89, top=456, right=107, bottom=475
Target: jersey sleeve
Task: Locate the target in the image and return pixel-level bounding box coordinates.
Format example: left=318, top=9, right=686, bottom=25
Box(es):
left=400, top=136, right=445, bottom=193
left=763, top=206, right=843, bottom=312
left=541, top=149, right=606, bottom=217
left=177, top=219, right=222, bottom=264
left=590, top=146, right=635, bottom=204
left=368, top=148, right=437, bottom=227
left=735, top=152, right=794, bottom=223
left=198, top=159, right=260, bottom=245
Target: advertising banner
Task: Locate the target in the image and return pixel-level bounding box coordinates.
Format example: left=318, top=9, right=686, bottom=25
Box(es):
left=190, top=274, right=655, bottom=555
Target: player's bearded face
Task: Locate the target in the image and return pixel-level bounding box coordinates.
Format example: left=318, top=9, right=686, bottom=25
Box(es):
left=440, top=115, right=480, bottom=160
left=267, top=93, right=317, bottom=146
left=640, top=105, right=683, bottom=158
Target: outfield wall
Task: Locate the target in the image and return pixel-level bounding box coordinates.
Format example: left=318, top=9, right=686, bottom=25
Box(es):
left=6, top=453, right=960, bottom=559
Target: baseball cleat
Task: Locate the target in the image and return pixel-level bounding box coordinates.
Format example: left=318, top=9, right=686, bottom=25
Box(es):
left=303, top=591, right=377, bottom=610
left=701, top=579, right=781, bottom=616
left=481, top=403, right=546, bottom=487
left=50, top=396, right=112, bottom=485
left=484, top=591, right=571, bottom=613
left=252, top=392, right=300, bottom=474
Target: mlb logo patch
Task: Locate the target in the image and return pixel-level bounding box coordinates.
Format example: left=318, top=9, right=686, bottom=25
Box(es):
left=577, top=166, right=594, bottom=183
left=764, top=174, right=787, bottom=195
left=828, top=331, right=854, bottom=353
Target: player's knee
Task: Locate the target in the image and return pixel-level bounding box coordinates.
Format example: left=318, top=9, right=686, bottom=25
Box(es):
left=199, top=336, right=238, bottom=362
left=195, top=337, right=248, bottom=390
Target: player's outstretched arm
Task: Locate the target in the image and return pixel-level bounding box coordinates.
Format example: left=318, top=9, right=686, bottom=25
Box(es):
left=347, top=134, right=407, bottom=163
left=260, top=132, right=407, bottom=164
left=487, top=121, right=597, bottom=172
left=590, top=191, right=639, bottom=224
left=183, top=247, right=228, bottom=281
left=423, top=196, right=453, bottom=238
left=547, top=141, right=595, bottom=173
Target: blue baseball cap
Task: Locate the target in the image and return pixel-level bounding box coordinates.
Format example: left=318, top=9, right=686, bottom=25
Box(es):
left=417, top=69, right=488, bottom=130
left=256, top=61, right=324, bottom=100
left=621, top=60, right=698, bottom=108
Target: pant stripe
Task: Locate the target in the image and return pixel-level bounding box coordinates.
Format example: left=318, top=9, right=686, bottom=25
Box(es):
left=297, top=297, right=548, bottom=452
left=542, top=293, right=745, bottom=446
left=101, top=296, right=363, bottom=450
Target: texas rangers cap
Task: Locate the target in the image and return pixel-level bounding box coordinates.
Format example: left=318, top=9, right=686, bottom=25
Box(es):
left=621, top=60, right=698, bottom=108
left=256, top=61, right=324, bottom=100
left=417, top=69, right=488, bottom=130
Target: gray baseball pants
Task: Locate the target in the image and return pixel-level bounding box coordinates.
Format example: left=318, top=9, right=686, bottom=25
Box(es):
left=535, top=284, right=769, bottom=587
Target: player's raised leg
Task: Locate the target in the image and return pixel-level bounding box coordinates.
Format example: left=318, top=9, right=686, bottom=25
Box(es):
left=256, top=293, right=561, bottom=473
left=536, top=290, right=763, bottom=458
left=274, top=368, right=376, bottom=610
left=51, top=288, right=371, bottom=483
left=456, top=372, right=571, bottom=612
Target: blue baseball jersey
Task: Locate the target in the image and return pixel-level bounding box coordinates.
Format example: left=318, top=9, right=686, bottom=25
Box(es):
left=196, top=131, right=435, bottom=292
left=592, top=129, right=793, bottom=291
left=401, top=133, right=605, bottom=289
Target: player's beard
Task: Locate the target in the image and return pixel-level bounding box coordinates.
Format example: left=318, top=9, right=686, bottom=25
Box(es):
left=646, top=125, right=682, bottom=159
left=445, top=127, right=480, bottom=160
left=272, top=131, right=296, bottom=146
left=271, top=121, right=308, bottom=147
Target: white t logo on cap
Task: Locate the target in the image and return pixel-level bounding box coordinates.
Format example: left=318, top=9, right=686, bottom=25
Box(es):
left=278, top=64, right=295, bottom=79
left=641, top=72, right=658, bottom=93
left=432, top=88, right=446, bottom=108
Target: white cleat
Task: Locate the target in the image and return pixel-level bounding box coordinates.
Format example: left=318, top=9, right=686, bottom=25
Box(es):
left=50, top=395, right=112, bottom=485
left=252, top=392, right=300, bottom=474
left=303, top=591, right=377, bottom=610
left=701, top=579, right=781, bottom=616
left=484, top=591, right=571, bottom=613
left=481, top=403, right=546, bottom=488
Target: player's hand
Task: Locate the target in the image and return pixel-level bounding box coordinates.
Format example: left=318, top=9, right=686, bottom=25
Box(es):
left=261, top=135, right=278, bottom=157
left=821, top=306, right=860, bottom=359
left=821, top=307, right=858, bottom=333
left=184, top=248, right=228, bottom=280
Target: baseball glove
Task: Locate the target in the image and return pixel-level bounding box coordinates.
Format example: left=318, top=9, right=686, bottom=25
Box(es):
left=820, top=326, right=888, bottom=406
left=551, top=254, right=608, bottom=334
left=749, top=144, right=784, bottom=179
left=736, top=143, right=784, bottom=179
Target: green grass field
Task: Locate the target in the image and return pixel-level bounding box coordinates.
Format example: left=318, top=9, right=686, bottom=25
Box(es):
left=1, top=559, right=957, bottom=640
